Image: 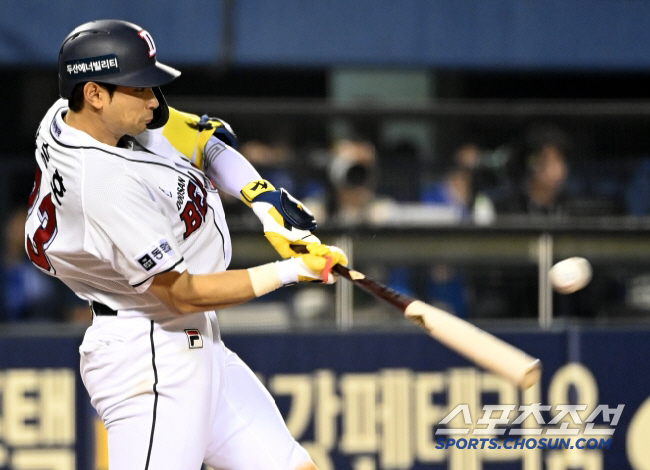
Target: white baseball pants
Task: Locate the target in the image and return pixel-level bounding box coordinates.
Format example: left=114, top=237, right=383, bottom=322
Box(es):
left=80, top=312, right=313, bottom=469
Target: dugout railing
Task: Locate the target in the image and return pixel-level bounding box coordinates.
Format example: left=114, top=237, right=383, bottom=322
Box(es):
left=5, top=98, right=650, bottom=329
left=223, top=222, right=650, bottom=330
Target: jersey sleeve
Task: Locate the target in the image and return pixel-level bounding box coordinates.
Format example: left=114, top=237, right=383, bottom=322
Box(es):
left=82, top=165, right=187, bottom=293
left=203, top=136, right=261, bottom=199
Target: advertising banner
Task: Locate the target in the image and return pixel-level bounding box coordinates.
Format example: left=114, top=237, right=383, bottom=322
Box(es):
left=0, top=334, right=94, bottom=470
left=0, top=327, right=647, bottom=470
left=225, top=328, right=647, bottom=470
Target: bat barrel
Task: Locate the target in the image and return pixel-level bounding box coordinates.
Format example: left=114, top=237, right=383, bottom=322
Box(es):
left=405, top=300, right=542, bottom=389
left=520, top=359, right=543, bottom=390
left=291, top=244, right=542, bottom=389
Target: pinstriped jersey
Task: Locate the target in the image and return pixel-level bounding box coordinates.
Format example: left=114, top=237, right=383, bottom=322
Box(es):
left=25, top=99, right=231, bottom=319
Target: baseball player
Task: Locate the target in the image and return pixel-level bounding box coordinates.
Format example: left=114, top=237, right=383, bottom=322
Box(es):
left=26, top=19, right=346, bottom=469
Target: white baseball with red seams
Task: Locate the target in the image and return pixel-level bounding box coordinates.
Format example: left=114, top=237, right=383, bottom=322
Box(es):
left=548, top=257, right=593, bottom=294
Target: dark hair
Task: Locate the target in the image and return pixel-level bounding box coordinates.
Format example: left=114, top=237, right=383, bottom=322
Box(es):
left=506, top=124, right=571, bottom=181
left=523, top=125, right=570, bottom=160
left=68, top=82, right=118, bottom=112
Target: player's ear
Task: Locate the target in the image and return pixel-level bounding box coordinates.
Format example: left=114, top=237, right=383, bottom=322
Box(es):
left=83, top=82, right=106, bottom=110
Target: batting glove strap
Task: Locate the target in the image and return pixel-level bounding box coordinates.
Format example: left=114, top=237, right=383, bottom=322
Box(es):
left=242, top=179, right=320, bottom=258
left=241, top=180, right=316, bottom=230
left=255, top=189, right=316, bottom=231
left=240, top=179, right=276, bottom=206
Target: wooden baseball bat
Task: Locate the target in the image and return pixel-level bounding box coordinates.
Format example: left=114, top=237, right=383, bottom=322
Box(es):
left=293, top=245, right=542, bottom=389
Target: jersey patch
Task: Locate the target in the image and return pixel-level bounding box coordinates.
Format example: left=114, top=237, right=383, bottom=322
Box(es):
left=185, top=329, right=203, bottom=349
left=51, top=118, right=62, bottom=138
left=135, top=239, right=176, bottom=273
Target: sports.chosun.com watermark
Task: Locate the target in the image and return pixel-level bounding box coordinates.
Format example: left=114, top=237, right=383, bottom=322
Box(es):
left=435, top=437, right=611, bottom=450
left=432, top=403, right=624, bottom=451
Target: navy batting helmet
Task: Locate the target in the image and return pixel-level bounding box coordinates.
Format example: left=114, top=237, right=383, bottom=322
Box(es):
left=58, top=19, right=180, bottom=129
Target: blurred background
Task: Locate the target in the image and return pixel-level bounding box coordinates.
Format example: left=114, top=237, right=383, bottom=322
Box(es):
left=2, top=1, right=650, bottom=469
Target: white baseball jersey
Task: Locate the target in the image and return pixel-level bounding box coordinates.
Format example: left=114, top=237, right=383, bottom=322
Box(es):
left=26, top=99, right=314, bottom=469
left=25, top=99, right=232, bottom=320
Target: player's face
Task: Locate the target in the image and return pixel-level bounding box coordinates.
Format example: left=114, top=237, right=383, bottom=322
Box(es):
left=102, top=86, right=159, bottom=137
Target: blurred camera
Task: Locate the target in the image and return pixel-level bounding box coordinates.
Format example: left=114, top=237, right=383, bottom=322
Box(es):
left=329, top=157, right=375, bottom=188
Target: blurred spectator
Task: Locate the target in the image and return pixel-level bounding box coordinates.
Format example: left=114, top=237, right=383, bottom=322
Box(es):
left=421, top=142, right=496, bottom=224
left=299, top=137, right=406, bottom=322
left=328, top=138, right=380, bottom=224
left=494, top=125, right=571, bottom=216
left=422, top=143, right=479, bottom=219
left=304, top=137, right=396, bottom=226
left=3, top=207, right=87, bottom=322
left=378, top=140, right=422, bottom=202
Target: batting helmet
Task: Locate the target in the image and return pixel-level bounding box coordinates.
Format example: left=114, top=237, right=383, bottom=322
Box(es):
left=58, top=19, right=180, bottom=129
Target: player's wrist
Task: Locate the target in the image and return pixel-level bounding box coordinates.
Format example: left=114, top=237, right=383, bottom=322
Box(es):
left=276, top=258, right=300, bottom=285
left=247, top=260, right=299, bottom=297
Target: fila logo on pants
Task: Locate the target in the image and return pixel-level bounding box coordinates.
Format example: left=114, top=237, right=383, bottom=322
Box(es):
left=185, top=329, right=203, bottom=349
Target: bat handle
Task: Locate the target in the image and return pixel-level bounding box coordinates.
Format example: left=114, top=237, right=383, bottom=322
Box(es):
left=332, top=263, right=353, bottom=280
left=290, top=244, right=351, bottom=279
left=290, top=244, right=415, bottom=310
left=290, top=243, right=310, bottom=254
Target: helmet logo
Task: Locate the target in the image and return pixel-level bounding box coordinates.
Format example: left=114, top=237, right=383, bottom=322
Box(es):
left=138, top=30, right=157, bottom=58
left=65, top=54, right=120, bottom=78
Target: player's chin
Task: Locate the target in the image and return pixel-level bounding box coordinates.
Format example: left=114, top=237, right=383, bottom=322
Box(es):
left=131, top=122, right=149, bottom=135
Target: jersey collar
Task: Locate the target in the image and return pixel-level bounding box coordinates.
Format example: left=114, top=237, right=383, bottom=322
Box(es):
left=49, top=100, right=114, bottom=150
left=50, top=99, right=166, bottom=158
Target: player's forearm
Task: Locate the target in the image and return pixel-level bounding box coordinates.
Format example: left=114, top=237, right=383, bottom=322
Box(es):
left=149, top=269, right=258, bottom=315
left=148, top=246, right=344, bottom=315
left=204, top=138, right=261, bottom=199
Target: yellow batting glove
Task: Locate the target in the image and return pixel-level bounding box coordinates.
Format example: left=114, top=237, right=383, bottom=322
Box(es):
left=294, top=243, right=349, bottom=284
left=241, top=179, right=320, bottom=258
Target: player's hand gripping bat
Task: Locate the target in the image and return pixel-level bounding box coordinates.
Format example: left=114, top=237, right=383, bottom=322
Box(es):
left=292, top=245, right=542, bottom=389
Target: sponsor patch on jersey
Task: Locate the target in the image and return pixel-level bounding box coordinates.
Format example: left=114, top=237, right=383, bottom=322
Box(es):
left=185, top=329, right=203, bottom=349
left=135, top=239, right=176, bottom=272
left=51, top=118, right=62, bottom=138
left=65, top=54, right=120, bottom=79
left=137, top=254, right=156, bottom=271
left=203, top=174, right=216, bottom=191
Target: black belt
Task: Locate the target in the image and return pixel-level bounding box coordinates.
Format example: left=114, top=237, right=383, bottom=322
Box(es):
left=92, top=301, right=118, bottom=316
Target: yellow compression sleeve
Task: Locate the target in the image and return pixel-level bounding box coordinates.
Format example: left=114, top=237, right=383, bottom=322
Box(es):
left=162, top=107, right=218, bottom=169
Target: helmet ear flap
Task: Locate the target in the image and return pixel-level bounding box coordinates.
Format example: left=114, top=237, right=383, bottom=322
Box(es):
left=147, top=87, right=169, bottom=129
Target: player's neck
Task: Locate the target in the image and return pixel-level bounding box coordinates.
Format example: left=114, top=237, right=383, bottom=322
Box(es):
left=64, top=110, right=121, bottom=147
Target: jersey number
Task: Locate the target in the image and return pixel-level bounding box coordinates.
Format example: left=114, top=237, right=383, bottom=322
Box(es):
left=180, top=177, right=208, bottom=238
left=26, top=168, right=59, bottom=272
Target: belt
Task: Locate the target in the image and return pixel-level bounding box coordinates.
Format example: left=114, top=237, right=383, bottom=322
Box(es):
left=92, top=301, right=118, bottom=316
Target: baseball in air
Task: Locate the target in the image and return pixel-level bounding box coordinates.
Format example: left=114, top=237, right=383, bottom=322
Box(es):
left=548, top=257, right=592, bottom=294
